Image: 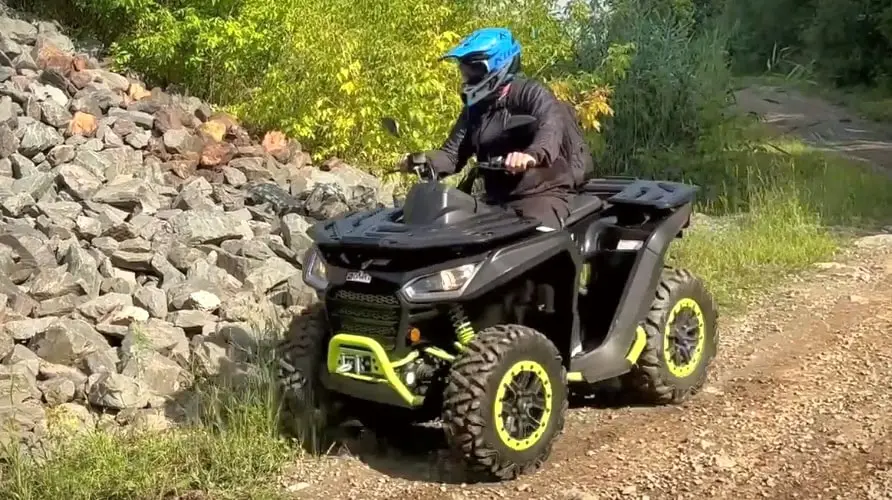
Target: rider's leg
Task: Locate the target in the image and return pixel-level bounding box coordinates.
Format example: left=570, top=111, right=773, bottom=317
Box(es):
left=503, top=192, right=570, bottom=230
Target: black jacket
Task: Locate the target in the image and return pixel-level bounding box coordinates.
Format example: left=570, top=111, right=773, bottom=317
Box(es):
left=427, top=76, right=594, bottom=200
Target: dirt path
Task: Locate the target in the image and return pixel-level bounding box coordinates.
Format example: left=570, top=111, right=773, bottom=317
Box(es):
left=279, top=90, right=892, bottom=500
left=733, top=84, right=892, bottom=173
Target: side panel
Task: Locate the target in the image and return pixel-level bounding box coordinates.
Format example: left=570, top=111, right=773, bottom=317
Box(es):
left=462, top=231, right=582, bottom=301
left=569, top=203, right=693, bottom=382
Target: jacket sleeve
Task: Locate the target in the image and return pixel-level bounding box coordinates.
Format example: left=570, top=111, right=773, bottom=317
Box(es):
left=426, top=110, right=472, bottom=176
left=515, top=80, right=564, bottom=167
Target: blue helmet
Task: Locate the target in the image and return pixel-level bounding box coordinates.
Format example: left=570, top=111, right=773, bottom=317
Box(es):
left=442, top=28, right=522, bottom=107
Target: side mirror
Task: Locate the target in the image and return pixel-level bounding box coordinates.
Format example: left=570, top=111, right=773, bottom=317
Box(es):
left=381, top=117, right=401, bottom=138
left=505, top=114, right=537, bottom=131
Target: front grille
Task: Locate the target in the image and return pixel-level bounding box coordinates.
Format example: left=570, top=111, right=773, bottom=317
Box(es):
left=328, top=288, right=402, bottom=348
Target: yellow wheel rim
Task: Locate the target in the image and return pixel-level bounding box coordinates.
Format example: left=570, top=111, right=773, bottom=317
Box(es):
left=493, top=360, right=553, bottom=451
left=662, top=298, right=706, bottom=378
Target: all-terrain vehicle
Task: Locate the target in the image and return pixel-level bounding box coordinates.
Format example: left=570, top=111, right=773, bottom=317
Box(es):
left=277, top=115, right=718, bottom=481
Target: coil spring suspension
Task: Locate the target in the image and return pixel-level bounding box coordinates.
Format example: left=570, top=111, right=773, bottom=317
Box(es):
left=450, top=305, right=475, bottom=345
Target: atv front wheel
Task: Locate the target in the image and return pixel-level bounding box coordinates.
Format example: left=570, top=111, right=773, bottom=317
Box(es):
left=277, top=304, right=339, bottom=451
left=442, top=325, right=568, bottom=481
left=624, top=268, right=718, bottom=404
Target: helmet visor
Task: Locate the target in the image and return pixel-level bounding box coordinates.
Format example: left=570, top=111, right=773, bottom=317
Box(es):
left=459, top=61, right=488, bottom=85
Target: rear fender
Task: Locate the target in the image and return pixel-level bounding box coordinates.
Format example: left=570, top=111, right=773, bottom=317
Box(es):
left=569, top=202, right=694, bottom=382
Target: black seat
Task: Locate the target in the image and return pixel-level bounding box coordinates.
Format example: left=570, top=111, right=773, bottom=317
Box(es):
left=564, top=194, right=604, bottom=227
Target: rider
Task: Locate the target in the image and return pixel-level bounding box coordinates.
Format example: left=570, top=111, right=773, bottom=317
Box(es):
left=400, top=27, right=593, bottom=229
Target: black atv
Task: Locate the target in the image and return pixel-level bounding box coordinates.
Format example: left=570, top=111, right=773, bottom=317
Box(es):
left=277, top=115, right=718, bottom=481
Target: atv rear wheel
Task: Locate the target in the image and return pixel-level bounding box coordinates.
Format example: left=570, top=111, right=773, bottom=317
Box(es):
left=442, top=324, right=567, bottom=481
left=624, top=268, right=718, bottom=404
left=277, top=304, right=339, bottom=451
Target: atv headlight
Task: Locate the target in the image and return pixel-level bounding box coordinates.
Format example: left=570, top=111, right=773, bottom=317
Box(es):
left=303, top=247, right=329, bottom=291
left=401, top=263, right=482, bottom=301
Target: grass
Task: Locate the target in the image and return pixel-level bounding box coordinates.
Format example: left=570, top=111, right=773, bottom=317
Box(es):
left=0, top=344, right=298, bottom=500
left=667, top=125, right=892, bottom=309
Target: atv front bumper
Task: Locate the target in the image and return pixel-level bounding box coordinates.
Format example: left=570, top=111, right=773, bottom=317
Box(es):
left=321, top=334, right=424, bottom=408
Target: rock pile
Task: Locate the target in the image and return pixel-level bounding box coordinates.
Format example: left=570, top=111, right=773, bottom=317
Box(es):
left=0, top=15, right=392, bottom=451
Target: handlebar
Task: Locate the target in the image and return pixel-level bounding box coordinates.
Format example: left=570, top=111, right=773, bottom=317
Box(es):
left=477, top=156, right=537, bottom=172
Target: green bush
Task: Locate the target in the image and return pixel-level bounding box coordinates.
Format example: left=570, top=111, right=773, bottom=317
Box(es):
left=571, top=0, right=734, bottom=176
left=26, top=0, right=608, bottom=171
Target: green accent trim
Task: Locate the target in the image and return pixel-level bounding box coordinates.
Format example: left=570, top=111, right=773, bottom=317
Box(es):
left=566, top=371, right=584, bottom=382
left=626, top=326, right=648, bottom=364
left=493, top=360, right=553, bottom=451
left=327, top=334, right=423, bottom=407
left=423, top=346, right=456, bottom=362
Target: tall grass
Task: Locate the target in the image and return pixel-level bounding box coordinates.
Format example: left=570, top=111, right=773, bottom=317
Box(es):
left=0, top=337, right=297, bottom=500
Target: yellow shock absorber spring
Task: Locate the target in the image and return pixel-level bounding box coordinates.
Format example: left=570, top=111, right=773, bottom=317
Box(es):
left=450, top=305, right=475, bottom=345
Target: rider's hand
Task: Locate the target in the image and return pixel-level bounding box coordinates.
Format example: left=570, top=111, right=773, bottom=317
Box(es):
left=505, top=152, right=536, bottom=174
left=396, top=154, right=412, bottom=173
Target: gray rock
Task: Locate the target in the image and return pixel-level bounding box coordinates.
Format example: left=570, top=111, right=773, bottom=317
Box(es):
left=244, top=256, right=300, bottom=294
left=162, top=129, right=203, bottom=155
left=75, top=214, right=102, bottom=239
left=38, top=362, right=88, bottom=398
left=87, top=372, right=149, bottom=410
left=134, top=285, right=168, bottom=319
left=0, top=362, right=40, bottom=404
left=63, top=237, right=102, bottom=297
left=190, top=335, right=229, bottom=376
left=18, top=122, right=62, bottom=157
left=57, top=163, right=102, bottom=200
left=30, top=319, right=110, bottom=366
left=68, top=95, right=102, bottom=117
left=123, top=319, right=188, bottom=362
left=107, top=108, right=154, bottom=129
left=36, top=294, right=86, bottom=317
left=1, top=191, right=33, bottom=216
left=84, top=347, right=119, bottom=375
left=28, top=266, right=81, bottom=300
left=109, top=249, right=154, bottom=273
left=0, top=327, right=12, bottom=360
left=280, top=213, right=313, bottom=256
left=169, top=209, right=252, bottom=245
left=168, top=309, right=216, bottom=333
left=230, top=157, right=272, bottom=181
left=172, top=176, right=214, bottom=211
left=10, top=152, right=35, bottom=178
left=74, top=86, right=123, bottom=112
left=84, top=70, right=130, bottom=92
left=0, top=34, right=22, bottom=59
left=0, top=67, right=14, bottom=83
left=98, top=147, right=143, bottom=180
left=11, top=171, right=54, bottom=200
left=166, top=278, right=223, bottom=312
left=39, top=99, right=72, bottom=128
left=72, top=150, right=110, bottom=179
left=221, top=166, right=247, bottom=187
left=125, top=129, right=150, bottom=149
left=47, top=144, right=76, bottom=165
left=120, top=350, right=185, bottom=397
left=0, top=123, right=17, bottom=157
left=5, top=345, right=41, bottom=377
left=37, top=200, right=81, bottom=223
left=38, top=377, right=76, bottom=406
left=91, top=178, right=162, bottom=214
left=77, top=292, right=133, bottom=321
left=97, top=123, right=123, bottom=148
left=0, top=17, right=38, bottom=45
